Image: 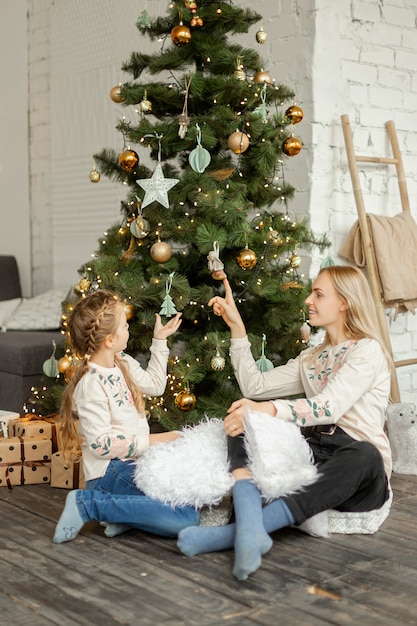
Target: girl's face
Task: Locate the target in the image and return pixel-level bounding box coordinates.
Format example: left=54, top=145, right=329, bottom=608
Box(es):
left=305, top=272, right=346, bottom=330
left=110, top=303, right=130, bottom=353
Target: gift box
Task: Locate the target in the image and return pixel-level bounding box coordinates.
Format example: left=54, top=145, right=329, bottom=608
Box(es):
left=11, top=414, right=59, bottom=452
left=51, top=451, right=85, bottom=489
left=0, top=436, right=52, bottom=488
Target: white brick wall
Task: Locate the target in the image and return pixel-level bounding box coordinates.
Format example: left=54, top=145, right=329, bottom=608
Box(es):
left=24, top=0, right=417, bottom=401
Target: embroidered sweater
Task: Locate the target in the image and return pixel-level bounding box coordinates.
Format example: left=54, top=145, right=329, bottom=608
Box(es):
left=73, top=339, right=169, bottom=482
left=230, top=336, right=392, bottom=478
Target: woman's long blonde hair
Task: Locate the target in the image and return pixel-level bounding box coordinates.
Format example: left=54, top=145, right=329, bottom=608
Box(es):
left=308, top=265, right=393, bottom=370
left=59, top=289, right=145, bottom=457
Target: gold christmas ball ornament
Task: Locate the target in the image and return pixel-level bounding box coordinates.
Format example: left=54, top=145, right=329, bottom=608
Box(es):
left=254, top=69, right=272, bottom=84
left=89, top=168, right=100, bottom=183
left=58, top=355, right=71, bottom=374
left=119, top=149, right=139, bottom=171
left=171, top=23, right=192, bottom=46
left=139, top=96, right=152, bottom=113
left=285, top=104, right=304, bottom=125
left=150, top=240, right=172, bottom=263
left=233, top=67, right=246, bottom=81
left=227, top=131, right=250, bottom=154
left=78, top=277, right=91, bottom=292
left=289, top=253, right=302, bottom=268
left=211, top=350, right=226, bottom=371
left=124, top=303, right=136, bottom=320
left=267, top=229, right=283, bottom=245
left=256, top=27, right=268, bottom=44
left=110, top=85, right=125, bottom=103
left=174, top=389, right=197, bottom=411
left=236, top=246, right=257, bottom=270
left=282, top=136, right=302, bottom=157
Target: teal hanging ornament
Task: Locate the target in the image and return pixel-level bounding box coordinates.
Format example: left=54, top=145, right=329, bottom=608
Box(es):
left=188, top=123, right=211, bottom=173
left=256, top=334, right=274, bottom=372
left=42, top=340, right=60, bottom=378
left=320, top=254, right=335, bottom=268
left=159, top=273, right=178, bottom=317
left=252, top=83, right=268, bottom=123
left=136, top=9, right=151, bottom=28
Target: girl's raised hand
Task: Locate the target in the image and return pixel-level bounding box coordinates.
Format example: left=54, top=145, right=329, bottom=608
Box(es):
left=153, top=312, right=182, bottom=340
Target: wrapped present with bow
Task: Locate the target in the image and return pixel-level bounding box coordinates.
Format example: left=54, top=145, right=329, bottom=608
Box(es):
left=51, top=450, right=86, bottom=490
left=10, top=413, right=59, bottom=452
left=0, top=436, right=52, bottom=488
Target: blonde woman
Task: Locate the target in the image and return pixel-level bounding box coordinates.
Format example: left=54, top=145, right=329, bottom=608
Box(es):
left=178, top=266, right=392, bottom=581
left=53, top=289, right=199, bottom=543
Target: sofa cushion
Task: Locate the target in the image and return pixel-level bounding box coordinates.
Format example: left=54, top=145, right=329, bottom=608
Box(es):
left=0, top=331, right=63, bottom=376
left=5, top=287, right=68, bottom=331
left=0, top=298, right=22, bottom=331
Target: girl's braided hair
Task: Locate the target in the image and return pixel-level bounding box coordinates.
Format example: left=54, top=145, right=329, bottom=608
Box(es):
left=59, top=289, right=145, bottom=458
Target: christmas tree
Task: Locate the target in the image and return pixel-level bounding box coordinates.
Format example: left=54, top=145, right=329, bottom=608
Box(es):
left=39, top=2, right=328, bottom=429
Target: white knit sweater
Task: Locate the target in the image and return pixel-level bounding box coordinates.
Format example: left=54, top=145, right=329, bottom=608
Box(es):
left=74, top=340, right=169, bottom=482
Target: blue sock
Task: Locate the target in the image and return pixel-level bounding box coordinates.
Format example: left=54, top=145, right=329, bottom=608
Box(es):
left=177, top=497, right=295, bottom=561
left=104, top=523, right=132, bottom=538
left=178, top=523, right=235, bottom=557
left=232, top=479, right=273, bottom=581
left=53, top=490, right=84, bottom=544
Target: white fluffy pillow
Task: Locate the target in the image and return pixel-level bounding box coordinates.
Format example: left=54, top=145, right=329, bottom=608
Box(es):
left=134, top=411, right=319, bottom=510
left=5, top=287, right=68, bottom=330
left=244, top=410, right=319, bottom=501
left=135, top=418, right=233, bottom=509
left=0, top=298, right=22, bottom=331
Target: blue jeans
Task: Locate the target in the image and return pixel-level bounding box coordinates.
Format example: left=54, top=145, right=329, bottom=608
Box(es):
left=78, top=459, right=200, bottom=537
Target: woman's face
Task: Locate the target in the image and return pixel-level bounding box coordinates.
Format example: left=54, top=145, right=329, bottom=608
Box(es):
left=304, top=272, right=346, bottom=330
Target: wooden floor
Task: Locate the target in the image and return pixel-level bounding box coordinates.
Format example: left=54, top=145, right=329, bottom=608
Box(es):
left=1, top=474, right=417, bottom=626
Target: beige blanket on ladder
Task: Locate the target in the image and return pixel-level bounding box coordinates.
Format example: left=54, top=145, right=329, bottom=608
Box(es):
left=340, top=211, right=417, bottom=315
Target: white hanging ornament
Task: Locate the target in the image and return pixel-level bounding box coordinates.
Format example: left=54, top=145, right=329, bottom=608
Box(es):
left=256, top=334, right=274, bottom=372
left=159, top=273, right=178, bottom=317
left=137, top=162, right=179, bottom=209
left=136, top=133, right=179, bottom=208
left=300, top=321, right=311, bottom=344
left=207, top=241, right=226, bottom=280
left=188, top=123, right=211, bottom=173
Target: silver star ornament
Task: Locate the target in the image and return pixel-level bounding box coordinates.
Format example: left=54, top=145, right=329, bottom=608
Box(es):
left=136, top=163, right=179, bottom=209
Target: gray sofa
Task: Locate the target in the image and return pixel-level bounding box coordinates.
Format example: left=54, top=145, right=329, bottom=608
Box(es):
left=0, top=256, right=63, bottom=413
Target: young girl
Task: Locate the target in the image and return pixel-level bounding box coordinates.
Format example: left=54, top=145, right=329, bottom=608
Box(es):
left=177, top=266, right=393, bottom=580
left=53, top=289, right=199, bottom=543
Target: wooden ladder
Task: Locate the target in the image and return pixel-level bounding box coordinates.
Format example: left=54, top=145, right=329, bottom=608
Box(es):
left=341, top=113, right=416, bottom=403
